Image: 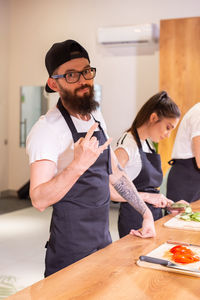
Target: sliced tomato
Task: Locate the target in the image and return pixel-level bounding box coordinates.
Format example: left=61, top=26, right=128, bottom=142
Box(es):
left=177, top=248, right=194, bottom=255
left=170, top=245, right=187, bottom=254
left=193, top=256, right=200, bottom=262
left=170, top=245, right=194, bottom=255
left=173, top=253, right=195, bottom=264
left=170, top=245, right=200, bottom=264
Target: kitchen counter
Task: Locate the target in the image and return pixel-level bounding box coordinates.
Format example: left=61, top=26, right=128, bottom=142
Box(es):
left=7, top=200, right=200, bottom=300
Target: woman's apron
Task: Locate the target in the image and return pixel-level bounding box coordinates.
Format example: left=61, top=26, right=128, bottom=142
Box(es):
left=118, top=129, right=163, bottom=237
left=45, top=99, right=112, bottom=277
left=167, top=158, right=200, bottom=203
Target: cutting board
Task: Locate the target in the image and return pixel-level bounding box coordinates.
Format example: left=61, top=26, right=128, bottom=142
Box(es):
left=164, top=214, right=200, bottom=231
left=137, top=242, right=200, bottom=277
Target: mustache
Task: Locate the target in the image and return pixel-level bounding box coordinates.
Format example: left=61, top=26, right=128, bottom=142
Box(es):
left=75, top=84, right=92, bottom=93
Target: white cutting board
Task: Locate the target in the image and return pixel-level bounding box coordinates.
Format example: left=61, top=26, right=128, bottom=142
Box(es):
left=137, top=242, right=200, bottom=277
left=164, top=214, right=200, bottom=231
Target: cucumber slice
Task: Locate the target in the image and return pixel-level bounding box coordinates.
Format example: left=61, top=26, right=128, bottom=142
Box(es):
left=185, top=206, right=192, bottom=214
left=180, top=214, right=191, bottom=221
left=171, top=203, right=189, bottom=208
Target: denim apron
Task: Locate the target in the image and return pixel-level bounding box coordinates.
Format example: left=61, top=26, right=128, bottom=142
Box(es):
left=167, top=158, right=200, bottom=203
left=118, top=129, right=163, bottom=237
left=45, top=99, right=112, bottom=277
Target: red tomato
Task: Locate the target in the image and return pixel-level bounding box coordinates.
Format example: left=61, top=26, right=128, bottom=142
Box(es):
left=193, top=256, right=200, bottom=262
left=173, top=253, right=195, bottom=264
left=170, top=245, right=200, bottom=264
left=170, top=245, right=188, bottom=254
left=177, top=248, right=194, bottom=255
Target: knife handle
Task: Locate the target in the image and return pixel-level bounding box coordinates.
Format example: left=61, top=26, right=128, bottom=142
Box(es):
left=139, top=256, right=169, bottom=266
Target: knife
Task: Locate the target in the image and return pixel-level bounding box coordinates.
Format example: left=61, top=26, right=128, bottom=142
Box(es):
left=167, top=240, right=200, bottom=248
left=139, top=256, right=200, bottom=273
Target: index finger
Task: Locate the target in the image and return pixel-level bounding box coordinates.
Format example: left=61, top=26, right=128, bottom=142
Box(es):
left=84, top=122, right=99, bottom=141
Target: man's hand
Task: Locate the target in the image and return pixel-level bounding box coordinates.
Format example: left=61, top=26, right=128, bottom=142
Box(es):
left=140, top=192, right=173, bottom=208
left=129, top=208, right=156, bottom=238
left=73, top=122, right=112, bottom=173
left=29, top=123, right=112, bottom=211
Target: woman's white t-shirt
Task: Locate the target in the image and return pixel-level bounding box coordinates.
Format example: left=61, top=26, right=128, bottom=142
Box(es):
left=115, top=131, right=154, bottom=181
left=172, top=103, right=200, bottom=159
left=26, top=106, right=107, bottom=175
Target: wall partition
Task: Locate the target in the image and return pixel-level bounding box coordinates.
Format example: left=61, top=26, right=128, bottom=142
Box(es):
left=159, top=16, right=200, bottom=174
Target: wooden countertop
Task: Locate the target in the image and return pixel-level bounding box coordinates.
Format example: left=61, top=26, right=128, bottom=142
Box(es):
left=8, top=201, right=200, bottom=300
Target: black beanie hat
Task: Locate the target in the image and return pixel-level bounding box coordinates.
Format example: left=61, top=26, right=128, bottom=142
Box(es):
left=45, top=39, right=90, bottom=93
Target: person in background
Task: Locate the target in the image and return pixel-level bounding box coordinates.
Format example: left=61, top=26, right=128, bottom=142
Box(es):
left=111, top=91, right=181, bottom=238
left=26, top=39, right=155, bottom=277
left=167, top=102, right=200, bottom=203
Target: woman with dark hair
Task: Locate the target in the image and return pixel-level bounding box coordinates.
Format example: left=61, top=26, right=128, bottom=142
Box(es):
left=111, top=91, right=181, bottom=238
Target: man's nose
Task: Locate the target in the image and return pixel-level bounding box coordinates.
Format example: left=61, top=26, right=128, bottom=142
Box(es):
left=77, top=73, right=87, bottom=84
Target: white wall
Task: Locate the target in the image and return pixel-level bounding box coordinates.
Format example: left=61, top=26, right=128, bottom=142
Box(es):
left=2, top=0, right=200, bottom=190
left=0, top=0, right=9, bottom=191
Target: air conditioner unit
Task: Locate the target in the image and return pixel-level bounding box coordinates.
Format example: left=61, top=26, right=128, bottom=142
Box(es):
left=97, top=24, right=159, bottom=45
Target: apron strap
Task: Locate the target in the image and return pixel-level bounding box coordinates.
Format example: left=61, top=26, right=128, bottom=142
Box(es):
left=92, top=114, right=112, bottom=175
left=134, top=128, right=155, bottom=153
left=145, top=140, right=156, bottom=153
left=57, top=98, right=78, bottom=134
left=57, top=99, right=101, bottom=134
left=134, top=128, right=142, bottom=149
left=57, top=99, right=112, bottom=175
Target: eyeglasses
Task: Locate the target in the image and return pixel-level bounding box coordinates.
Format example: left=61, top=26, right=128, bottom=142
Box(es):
left=51, top=67, right=96, bottom=84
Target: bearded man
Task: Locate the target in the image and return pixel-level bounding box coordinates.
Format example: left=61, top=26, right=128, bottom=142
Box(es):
left=26, top=39, right=156, bottom=277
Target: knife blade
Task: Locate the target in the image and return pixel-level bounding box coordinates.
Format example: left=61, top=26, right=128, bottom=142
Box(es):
left=167, top=240, right=200, bottom=248
left=139, top=256, right=200, bottom=273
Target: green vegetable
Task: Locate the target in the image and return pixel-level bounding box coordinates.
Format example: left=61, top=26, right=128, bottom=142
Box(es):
left=190, top=212, right=200, bottom=222
left=180, top=214, right=191, bottom=221
left=180, top=211, right=200, bottom=222
left=171, top=203, right=189, bottom=208
left=185, top=206, right=192, bottom=214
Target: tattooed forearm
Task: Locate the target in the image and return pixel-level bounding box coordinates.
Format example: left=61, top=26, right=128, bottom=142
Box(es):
left=113, top=175, right=147, bottom=215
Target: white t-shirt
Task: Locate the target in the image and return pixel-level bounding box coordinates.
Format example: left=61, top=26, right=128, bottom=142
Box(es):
left=115, top=131, right=154, bottom=181
left=172, top=103, right=200, bottom=159
left=26, top=105, right=107, bottom=175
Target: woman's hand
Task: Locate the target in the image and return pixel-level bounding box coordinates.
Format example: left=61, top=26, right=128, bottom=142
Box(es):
left=168, top=199, right=190, bottom=216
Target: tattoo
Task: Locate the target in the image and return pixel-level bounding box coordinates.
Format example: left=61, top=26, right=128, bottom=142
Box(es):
left=113, top=175, right=146, bottom=215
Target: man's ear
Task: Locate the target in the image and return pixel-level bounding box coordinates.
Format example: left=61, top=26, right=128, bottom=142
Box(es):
left=47, top=77, right=59, bottom=92
left=149, top=112, right=159, bottom=123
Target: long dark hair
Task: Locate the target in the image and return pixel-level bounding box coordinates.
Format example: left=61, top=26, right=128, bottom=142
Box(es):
left=128, top=91, right=181, bottom=138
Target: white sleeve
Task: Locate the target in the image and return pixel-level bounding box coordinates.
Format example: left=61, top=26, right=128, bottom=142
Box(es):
left=115, top=132, right=142, bottom=180
left=26, top=119, right=60, bottom=164
left=115, top=132, right=138, bottom=162
left=190, top=117, right=200, bottom=139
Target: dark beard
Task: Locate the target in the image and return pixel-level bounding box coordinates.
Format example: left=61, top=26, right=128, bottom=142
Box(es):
left=59, top=85, right=99, bottom=115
